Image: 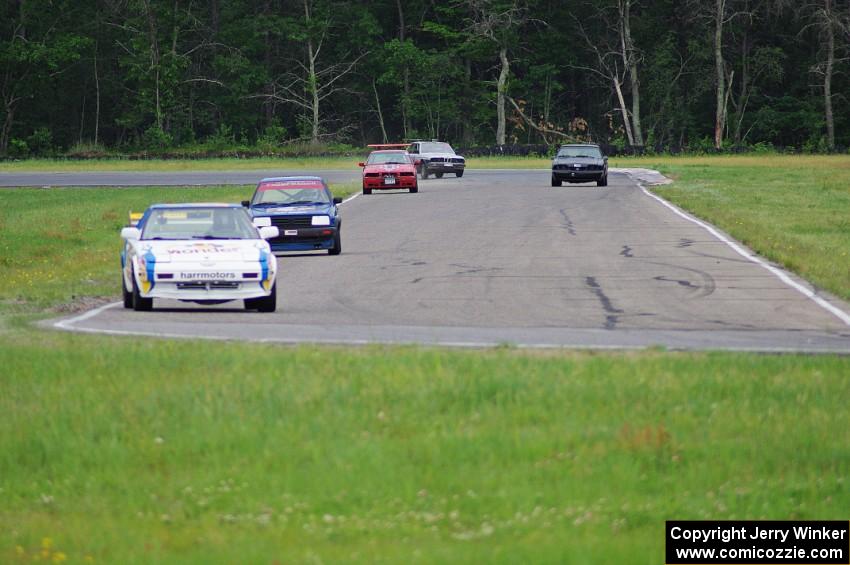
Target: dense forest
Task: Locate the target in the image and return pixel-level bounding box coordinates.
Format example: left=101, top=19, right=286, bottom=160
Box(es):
left=2, top=0, right=849, bottom=157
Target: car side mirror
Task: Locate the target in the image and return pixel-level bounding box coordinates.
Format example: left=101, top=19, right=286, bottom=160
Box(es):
left=121, top=227, right=141, bottom=240
left=253, top=217, right=272, bottom=228
left=332, top=197, right=343, bottom=204
left=258, top=226, right=279, bottom=240
left=358, top=162, right=365, bottom=167
left=241, top=200, right=250, bottom=207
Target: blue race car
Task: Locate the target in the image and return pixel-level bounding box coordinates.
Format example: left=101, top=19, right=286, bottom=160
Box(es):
left=243, top=176, right=343, bottom=255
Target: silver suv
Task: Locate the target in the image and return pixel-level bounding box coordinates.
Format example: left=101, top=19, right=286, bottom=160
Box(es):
left=407, top=141, right=466, bottom=179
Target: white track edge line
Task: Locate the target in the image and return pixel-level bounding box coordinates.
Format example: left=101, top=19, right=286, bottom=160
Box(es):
left=54, top=301, right=122, bottom=331
left=45, top=320, right=850, bottom=352
left=341, top=191, right=360, bottom=204
left=639, top=182, right=850, bottom=327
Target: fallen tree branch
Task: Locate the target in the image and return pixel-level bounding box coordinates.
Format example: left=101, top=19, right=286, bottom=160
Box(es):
left=506, top=96, right=574, bottom=144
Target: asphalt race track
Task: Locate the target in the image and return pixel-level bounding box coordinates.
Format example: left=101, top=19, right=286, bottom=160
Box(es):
left=52, top=169, right=850, bottom=352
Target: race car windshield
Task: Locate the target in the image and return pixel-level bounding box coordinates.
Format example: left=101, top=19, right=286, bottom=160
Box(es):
left=253, top=186, right=330, bottom=206
left=367, top=153, right=411, bottom=165
left=141, top=208, right=259, bottom=240
left=557, top=146, right=602, bottom=158
left=419, top=142, right=454, bottom=154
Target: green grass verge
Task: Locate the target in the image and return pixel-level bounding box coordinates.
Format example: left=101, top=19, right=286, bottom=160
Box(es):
left=2, top=332, right=849, bottom=563
left=0, top=183, right=358, bottom=311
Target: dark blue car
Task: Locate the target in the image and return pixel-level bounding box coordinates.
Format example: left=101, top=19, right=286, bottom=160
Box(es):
left=244, top=176, right=343, bottom=255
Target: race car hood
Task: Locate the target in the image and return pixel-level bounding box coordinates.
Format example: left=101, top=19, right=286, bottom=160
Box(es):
left=362, top=163, right=416, bottom=174
left=553, top=156, right=605, bottom=165
left=251, top=202, right=334, bottom=217
left=421, top=152, right=463, bottom=160
left=136, top=239, right=267, bottom=263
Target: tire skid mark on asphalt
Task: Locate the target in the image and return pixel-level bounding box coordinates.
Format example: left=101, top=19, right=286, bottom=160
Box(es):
left=683, top=248, right=754, bottom=266
left=654, top=276, right=699, bottom=289
left=558, top=209, right=577, bottom=236
left=584, top=276, right=624, bottom=330
left=449, top=263, right=503, bottom=276
left=645, top=261, right=717, bottom=300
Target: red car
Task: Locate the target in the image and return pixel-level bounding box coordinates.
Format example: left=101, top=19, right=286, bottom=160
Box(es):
left=359, top=145, right=419, bottom=195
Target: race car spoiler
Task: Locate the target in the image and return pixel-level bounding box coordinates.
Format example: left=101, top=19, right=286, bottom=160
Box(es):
left=367, top=143, right=410, bottom=149
left=128, top=211, right=143, bottom=227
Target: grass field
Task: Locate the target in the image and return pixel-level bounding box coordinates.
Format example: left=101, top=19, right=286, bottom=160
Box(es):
left=2, top=331, right=849, bottom=564
left=1, top=155, right=849, bottom=563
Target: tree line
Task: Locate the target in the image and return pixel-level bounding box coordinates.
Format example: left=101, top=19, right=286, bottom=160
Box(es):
left=2, top=0, right=849, bottom=157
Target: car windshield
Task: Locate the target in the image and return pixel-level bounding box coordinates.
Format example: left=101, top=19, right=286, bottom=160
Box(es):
left=557, top=146, right=602, bottom=158
left=367, top=152, right=411, bottom=165
left=252, top=183, right=330, bottom=206
left=141, top=207, right=258, bottom=240
left=419, top=142, right=454, bottom=154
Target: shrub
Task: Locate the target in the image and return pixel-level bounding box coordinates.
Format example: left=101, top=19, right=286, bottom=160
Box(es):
left=257, top=125, right=287, bottom=152
left=141, top=126, right=173, bottom=150
left=204, top=124, right=235, bottom=150
left=8, top=139, right=29, bottom=158
left=26, top=127, right=53, bottom=156
left=751, top=141, right=775, bottom=154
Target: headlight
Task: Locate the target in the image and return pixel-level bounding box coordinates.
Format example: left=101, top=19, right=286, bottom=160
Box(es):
left=311, top=215, right=331, bottom=226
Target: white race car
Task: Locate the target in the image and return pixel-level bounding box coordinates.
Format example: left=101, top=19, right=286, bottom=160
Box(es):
left=120, top=203, right=279, bottom=312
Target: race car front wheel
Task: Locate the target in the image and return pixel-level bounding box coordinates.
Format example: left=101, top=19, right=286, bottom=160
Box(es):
left=435, top=172, right=444, bottom=179
left=410, top=184, right=418, bottom=193
left=456, top=170, right=464, bottom=178
left=132, top=276, right=153, bottom=311
left=597, top=174, right=608, bottom=187
left=245, top=283, right=277, bottom=312
left=363, top=186, right=372, bottom=195
left=328, top=230, right=342, bottom=255
left=122, top=274, right=133, bottom=309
